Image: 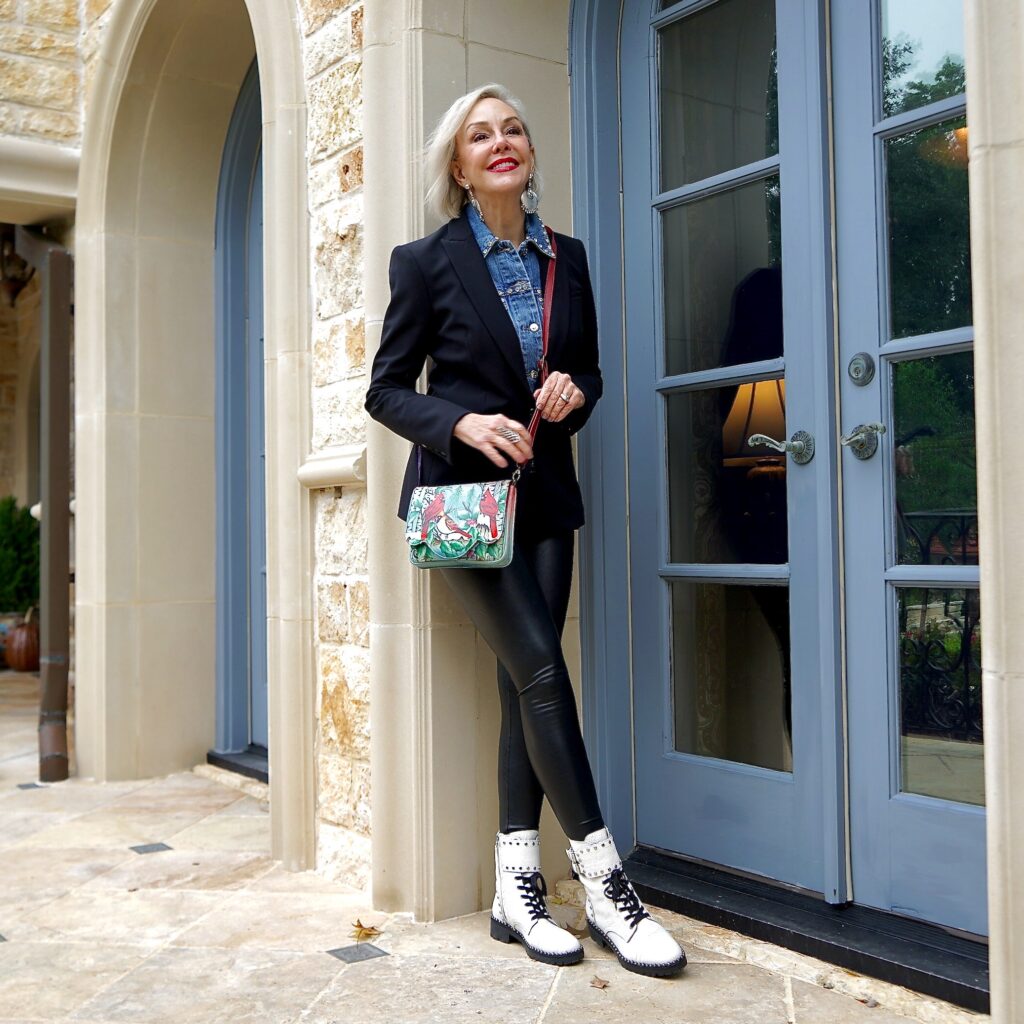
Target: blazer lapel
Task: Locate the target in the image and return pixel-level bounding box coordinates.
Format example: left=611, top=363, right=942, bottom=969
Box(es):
left=442, top=214, right=534, bottom=402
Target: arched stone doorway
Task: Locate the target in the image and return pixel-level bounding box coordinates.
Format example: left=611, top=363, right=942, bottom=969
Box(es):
left=75, top=0, right=314, bottom=868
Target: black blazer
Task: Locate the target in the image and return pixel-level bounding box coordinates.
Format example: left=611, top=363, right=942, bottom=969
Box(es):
left=365, top=206, right=603, bottom=536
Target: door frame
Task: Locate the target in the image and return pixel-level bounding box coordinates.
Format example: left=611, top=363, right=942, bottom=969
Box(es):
left=245, top=151, right=268, bottom=750
left=570, top=0, right=637, bottom=853
left=570, top=0, right=849, bottom=903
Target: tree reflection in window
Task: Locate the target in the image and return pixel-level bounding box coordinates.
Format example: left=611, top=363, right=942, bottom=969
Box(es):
left=882, top=35, right=965, bottom=118
left=893, top=354, right=976, bottom=566
left=886, top=112, right=971, bottom=340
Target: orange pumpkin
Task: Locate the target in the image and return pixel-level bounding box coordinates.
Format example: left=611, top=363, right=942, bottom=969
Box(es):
left=6, top=621, right=39, bottom=672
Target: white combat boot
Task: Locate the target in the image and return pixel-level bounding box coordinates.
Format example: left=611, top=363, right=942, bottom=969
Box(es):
left=567, top=827, right=686, bottom=978
left=490, top=830, right=584, bottom=966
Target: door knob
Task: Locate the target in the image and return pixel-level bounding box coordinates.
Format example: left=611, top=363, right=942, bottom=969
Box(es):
left=840, top=422, right=886, bottom=460
left=747, top=430, right=815, bottom=465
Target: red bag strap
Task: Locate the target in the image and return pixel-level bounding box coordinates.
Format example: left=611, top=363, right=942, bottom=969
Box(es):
left=526, top=227, right=558, bottom=441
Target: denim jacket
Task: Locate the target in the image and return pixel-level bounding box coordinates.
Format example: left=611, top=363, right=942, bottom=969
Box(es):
left=466, top=202, right=556, bottom=389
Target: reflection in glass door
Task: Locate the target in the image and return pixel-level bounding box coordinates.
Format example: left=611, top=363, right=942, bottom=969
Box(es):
left=834, top=0, right=985, bottom=933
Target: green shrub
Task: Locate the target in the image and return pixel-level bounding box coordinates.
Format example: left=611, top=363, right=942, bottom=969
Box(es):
left=0, top=497, right=39, bottom=613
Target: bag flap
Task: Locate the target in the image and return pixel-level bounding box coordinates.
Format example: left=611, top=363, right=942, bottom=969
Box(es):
left=406, top=480, right=513, bottom=555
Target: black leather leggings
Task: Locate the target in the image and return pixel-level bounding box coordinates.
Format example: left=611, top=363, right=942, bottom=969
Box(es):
left=440, top=531, right=604, bottom=841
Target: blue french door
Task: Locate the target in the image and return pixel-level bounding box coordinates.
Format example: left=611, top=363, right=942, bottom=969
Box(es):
left=214, top=60, right=269, bottom=761
left=833, top=1, right=984, bottom=934
left=619, top=0, right=984, bottom=932
left=621, top=0, right=841, bottom=899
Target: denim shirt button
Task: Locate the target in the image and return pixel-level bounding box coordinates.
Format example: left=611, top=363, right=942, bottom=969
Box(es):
left=529, top=322, right=539, bottom=332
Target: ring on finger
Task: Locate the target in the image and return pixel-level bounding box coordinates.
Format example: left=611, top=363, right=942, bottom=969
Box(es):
left=497, top=427, right=522, bottom=444
left=558, top=390, right=571, bottom=403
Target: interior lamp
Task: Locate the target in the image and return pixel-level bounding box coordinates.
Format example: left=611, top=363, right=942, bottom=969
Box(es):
left=721, top=379, right=786, bottom=469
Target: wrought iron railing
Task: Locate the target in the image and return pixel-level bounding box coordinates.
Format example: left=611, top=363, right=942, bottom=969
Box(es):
left=899, top=588, right=982, bottom=743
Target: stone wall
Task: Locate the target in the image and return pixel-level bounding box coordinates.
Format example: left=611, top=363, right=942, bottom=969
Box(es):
left=80, top=1, right=113, bottom=112
left=300, top=0, right=370, bottom=887
left=0, top=0, right=80, bottom=144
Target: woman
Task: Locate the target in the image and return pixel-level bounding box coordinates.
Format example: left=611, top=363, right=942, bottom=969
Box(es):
left=365, top=84, right=685, bottom=979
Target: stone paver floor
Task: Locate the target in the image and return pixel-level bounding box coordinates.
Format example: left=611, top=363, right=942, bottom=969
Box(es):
left=0, top=673, right=986, bottom=1024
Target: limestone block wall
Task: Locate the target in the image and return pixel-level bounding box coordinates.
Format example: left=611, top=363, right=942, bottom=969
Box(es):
left=0, top=0, right=80, bottom=144
left=299, top=0, right=371, bottom=887
left=80, top=1, right=113, bottom=110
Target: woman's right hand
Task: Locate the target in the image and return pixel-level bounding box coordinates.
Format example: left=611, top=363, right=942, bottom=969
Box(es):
left=452, top=413, right=533, bottom=468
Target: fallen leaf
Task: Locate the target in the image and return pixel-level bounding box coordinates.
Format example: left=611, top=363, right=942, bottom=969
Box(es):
left=591, top=975, right=610, bottom=990
left=349, top=918, right=382, bottom=942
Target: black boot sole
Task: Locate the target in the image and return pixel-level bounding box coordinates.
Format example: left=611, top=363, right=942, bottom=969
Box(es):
left=588, top=920, right=687, bottom=978
left=490, top=915, right=584, bottom=966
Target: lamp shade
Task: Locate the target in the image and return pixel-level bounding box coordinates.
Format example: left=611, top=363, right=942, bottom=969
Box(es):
left=721, top=379, right=786, bottom=465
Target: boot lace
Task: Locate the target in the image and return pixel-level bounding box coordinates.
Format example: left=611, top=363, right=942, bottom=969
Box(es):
left=602, top=868, right=651, bottom=931
left=515, top=871, right=552, bottom=922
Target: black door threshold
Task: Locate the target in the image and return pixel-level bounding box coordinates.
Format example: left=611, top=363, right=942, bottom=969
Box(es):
left=625, top=847, right=988, bottom=1013
left=206, top=745, right=268, bottom=784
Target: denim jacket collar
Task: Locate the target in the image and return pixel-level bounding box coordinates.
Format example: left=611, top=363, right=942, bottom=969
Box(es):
left=466, top=202, right=555, bottom=260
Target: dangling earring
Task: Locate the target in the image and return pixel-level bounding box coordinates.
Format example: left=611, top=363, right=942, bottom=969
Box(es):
left=520, top=171, right=539, bottom=215
left=465, top=183, right=482, bottom=216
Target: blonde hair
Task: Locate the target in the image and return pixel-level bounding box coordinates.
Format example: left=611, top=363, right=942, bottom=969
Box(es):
left=424, top=83, right=544, bottom=222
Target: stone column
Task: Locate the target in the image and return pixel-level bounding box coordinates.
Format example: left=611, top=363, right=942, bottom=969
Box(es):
left=964, top=2, right=1024, bottom=1020
left=363, top=0, right=575, bottom=920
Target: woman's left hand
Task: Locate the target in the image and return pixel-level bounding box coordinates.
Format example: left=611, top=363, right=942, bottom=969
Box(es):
left=534, top=371, right=586, bottom=423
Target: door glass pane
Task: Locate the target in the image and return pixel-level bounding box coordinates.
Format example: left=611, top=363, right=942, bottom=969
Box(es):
left=663, top=176, right=782, bottom=376
left=898, top=586, right=983, bottom=805
left=659, top=0, right=778, bottom=189
left=881, top=0, right=965, bottom=118
left=886, top=115, right=971, bottom=339
left=893, top=353, right=977, bottom=566
left=666, top=381, right=787, bottom=564
left=671, top=580, right=791, bottom=772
